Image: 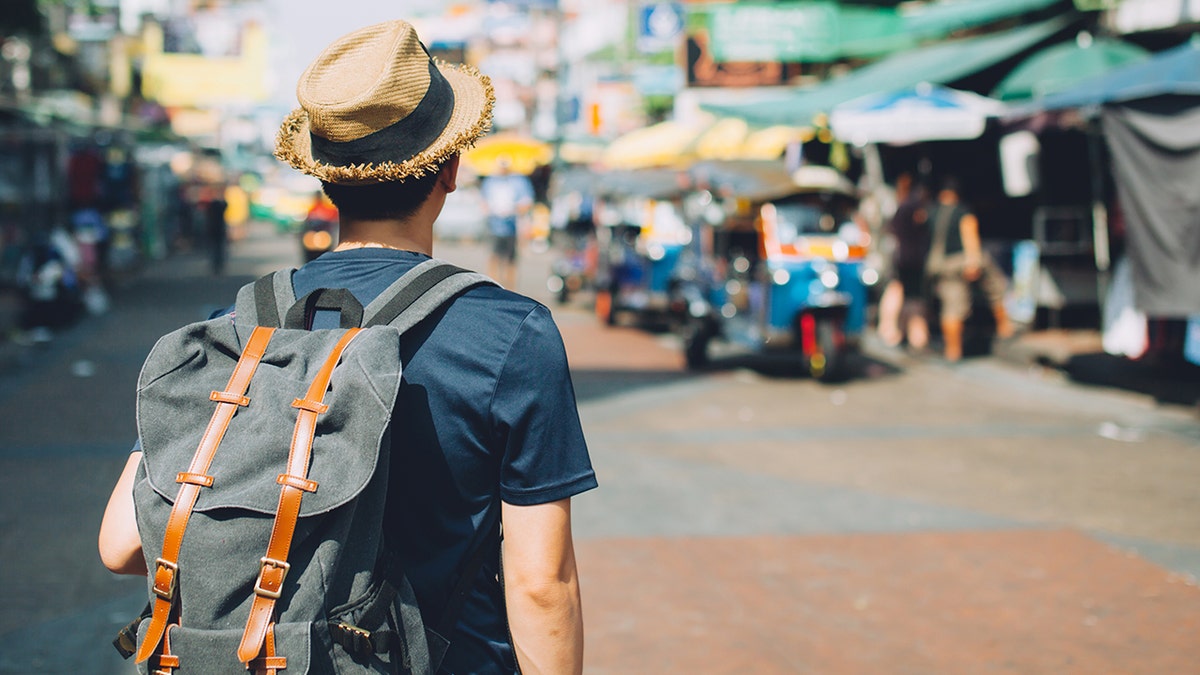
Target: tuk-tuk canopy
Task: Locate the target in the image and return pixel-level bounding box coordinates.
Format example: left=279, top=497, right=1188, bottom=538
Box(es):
left=591, top=168, right=691, bottom=201
left=688, top=160, right=858, bottom=203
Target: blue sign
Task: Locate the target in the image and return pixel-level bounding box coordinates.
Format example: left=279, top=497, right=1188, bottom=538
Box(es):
left=638, top=3, right=684, bottom=53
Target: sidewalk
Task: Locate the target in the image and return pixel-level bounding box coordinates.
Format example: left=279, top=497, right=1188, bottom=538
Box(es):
left=993, top=327, right=1200, bottom=409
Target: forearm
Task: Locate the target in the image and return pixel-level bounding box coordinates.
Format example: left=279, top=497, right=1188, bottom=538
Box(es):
left=960, top=214, right=982, bottom=260
left=502, top=498, right=585, bottom=675
left=505, top=571, right=584, bottom=674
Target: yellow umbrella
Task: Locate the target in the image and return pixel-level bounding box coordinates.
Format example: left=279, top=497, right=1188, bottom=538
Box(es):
left=694, top=118, right=750, bottom=161
left=600, top=119, right=708, bottom=170
left=738, top=125, right=809, bottom=160
left=463, top=132, right=553, bottom=175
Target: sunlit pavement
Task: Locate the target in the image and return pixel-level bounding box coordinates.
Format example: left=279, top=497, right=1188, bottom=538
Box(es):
left=564, top=327, right=1199, bottom=672
left=0, top=219, right=1197, bottom=673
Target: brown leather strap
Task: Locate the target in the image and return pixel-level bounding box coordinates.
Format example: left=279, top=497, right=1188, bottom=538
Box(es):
left=136, top=326, right=276, bottom=663
left=248, top=623, right=288, bottom=674
left=151, top=625, right=179, bottom=675
left=237, top=328, right=362, bottom=663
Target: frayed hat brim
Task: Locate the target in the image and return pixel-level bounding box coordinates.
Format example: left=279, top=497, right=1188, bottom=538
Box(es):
left=275, top=60, right=494, bottom=184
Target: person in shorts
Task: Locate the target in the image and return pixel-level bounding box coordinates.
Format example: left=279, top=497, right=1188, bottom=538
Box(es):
left=924, top=178, right=1014, bottom=362
left=480, top=156, right=533, bottom=288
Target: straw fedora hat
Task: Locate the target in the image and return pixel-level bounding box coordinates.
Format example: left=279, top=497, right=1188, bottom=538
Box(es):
left=275, top=20, right=494, bottom=185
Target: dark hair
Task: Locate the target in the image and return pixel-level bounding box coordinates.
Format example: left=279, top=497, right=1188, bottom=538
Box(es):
left=321, top=166, right=443, bottom=221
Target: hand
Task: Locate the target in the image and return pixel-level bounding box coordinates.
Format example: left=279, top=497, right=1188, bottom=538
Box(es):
left=963, top=258, right=982, bottom=281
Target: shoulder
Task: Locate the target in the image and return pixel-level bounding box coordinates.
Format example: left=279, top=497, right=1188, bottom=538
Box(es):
left=452, top=283, right=556, bottom=336
left=444, top=283, right=566, bottom=364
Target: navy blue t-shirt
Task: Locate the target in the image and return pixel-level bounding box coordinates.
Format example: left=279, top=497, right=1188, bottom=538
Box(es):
left=291, top=248, right=597, bottom=674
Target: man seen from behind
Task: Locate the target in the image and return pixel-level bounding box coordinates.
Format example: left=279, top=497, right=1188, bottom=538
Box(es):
left=99, top=19, right=595, bottom=675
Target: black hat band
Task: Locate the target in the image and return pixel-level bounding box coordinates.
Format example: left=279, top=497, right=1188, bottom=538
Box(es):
left=309, top=59, right=455, bottom=169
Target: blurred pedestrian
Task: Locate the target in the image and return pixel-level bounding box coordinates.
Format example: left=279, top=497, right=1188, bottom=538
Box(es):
left=70, top=208, right=110, bottom=315
left=200, top=184, right=228, bottom=275
left=877, top=173, right=931, bottom=351
left=924, top=178, right=1013, bottom=362
left=98, top=18, right=593, bottom=675
left=16, top=227, right=82, bottom=339
left=481, top=156, right=533, bottom=288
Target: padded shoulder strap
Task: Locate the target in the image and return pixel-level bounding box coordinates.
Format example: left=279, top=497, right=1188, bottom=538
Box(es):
left=362, top=259, right=495, bottom=332
left=234, top=270, right=296, bottom=327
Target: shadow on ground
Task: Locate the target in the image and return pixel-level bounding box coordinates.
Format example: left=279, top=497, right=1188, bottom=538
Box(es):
left=1062, top=352, right=1200, bottom=407
left=689, top=348, right=905, bottom=383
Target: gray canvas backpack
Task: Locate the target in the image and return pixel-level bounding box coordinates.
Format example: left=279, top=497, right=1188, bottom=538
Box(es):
left=118, top=260, right=495, bottom=674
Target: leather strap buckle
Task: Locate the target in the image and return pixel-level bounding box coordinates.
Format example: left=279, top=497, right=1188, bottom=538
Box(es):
left=152, top=558, right=178, bottom=601
left=253, top=557, right=290, bottom=600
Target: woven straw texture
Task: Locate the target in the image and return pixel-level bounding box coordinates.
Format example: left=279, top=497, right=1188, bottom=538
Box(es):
left=276, top=20, right=494, bottom=184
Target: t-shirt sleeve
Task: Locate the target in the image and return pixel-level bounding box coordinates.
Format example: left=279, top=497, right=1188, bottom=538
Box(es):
left=492, top=304, right=597, bottom=506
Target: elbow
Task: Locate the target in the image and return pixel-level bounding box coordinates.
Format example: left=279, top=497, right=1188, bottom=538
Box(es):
left=98, top=529, right=147, bottom=576
left=98, top=546, right=142, bottom=576
left=509, top=576, right=580, bottom=614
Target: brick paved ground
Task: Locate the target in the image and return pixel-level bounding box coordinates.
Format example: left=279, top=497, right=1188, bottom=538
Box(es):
left=578, top=532, right=1200, bottom=674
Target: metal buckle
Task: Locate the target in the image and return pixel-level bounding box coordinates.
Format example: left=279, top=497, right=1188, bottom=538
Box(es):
left=152, top=558, right=178, bottom=601
left=334, top=622, right=373, bottom=655
left=253, top=557, right=290, bottom=599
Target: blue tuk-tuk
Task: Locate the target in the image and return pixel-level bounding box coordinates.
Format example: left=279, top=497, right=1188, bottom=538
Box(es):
left=591, top=168, right=693, bottom=326
left=679, top=163, right=871, bottom=380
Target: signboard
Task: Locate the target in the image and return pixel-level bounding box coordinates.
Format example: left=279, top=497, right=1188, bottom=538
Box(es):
left=638, top=3, right=685, bottom=54
left=686, top=31, right=803, bottom=88
left=708, top=2, right=839, bottom=63
left=140, top=22, right=269, bottom=107
left=633, top=64, right=685, bottom=96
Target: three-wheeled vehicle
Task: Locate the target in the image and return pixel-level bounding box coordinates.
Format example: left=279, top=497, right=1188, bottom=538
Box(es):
left=545, top=167, right=600, bottom=304
left=591, top=168, right=694, bottom=326
left=679, top=162, right=871, bottom=381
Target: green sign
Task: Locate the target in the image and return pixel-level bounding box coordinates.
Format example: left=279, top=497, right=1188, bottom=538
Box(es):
left=705, top=2, right=906, bottom=63
left=708, top=2, right=840, bottom=62
left=1073, top=0, right=1122, bottom=10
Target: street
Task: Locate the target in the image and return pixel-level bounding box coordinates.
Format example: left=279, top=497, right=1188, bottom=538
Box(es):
left=1, top=219, right=1198, bottom=674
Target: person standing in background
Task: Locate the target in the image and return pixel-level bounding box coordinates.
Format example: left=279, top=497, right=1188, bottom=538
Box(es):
left=925, top=178, right=1014, bottom=362
left=481, top=156, right=534, bottom=288
left=877, top=173, right=932, bottom=352
left=200, top=183, right=228, bottom=275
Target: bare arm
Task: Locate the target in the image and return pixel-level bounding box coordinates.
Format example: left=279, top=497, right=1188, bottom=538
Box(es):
left=98, top=451, right=148, bottom=576
left=959, top=213, right=983, bottom=280
left=502, top=498, right=584, bottom=675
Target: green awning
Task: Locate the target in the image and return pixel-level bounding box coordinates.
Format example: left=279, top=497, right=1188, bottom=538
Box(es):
left=992, top=36, right=1151, bottom=101
left=695, top=0, right=1071, bottom=64
left=903, top=0, right=1069, bottom=40
left=701, top=17, right=1071, bottom=128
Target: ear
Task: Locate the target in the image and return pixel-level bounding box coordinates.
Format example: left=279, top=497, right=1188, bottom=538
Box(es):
left=438, top=155, right=460, bottom=194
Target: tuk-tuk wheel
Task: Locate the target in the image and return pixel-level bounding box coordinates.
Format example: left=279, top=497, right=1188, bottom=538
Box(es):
left=811, top=319, right=845, bottom=382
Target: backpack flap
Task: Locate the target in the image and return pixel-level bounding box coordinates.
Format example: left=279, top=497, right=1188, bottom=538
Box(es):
left=136, top=316, right=403, bottom=516
left=135, top=620, right=314, bottom=675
